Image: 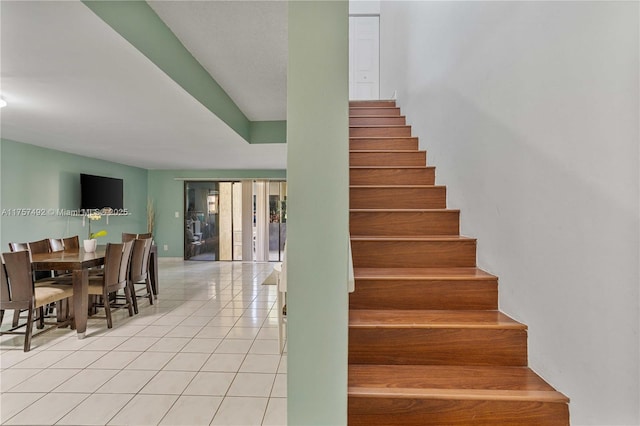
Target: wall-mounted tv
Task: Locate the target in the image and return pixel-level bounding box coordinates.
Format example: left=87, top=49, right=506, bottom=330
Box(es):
left=80, top=173, right=124, bottom=211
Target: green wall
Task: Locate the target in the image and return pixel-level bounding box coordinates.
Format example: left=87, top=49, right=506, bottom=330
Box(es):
left=287, top=1, right=350, bottom=424
left=147, top=169, right=285, bottom=258
left=0, top=139, right=148, bottom=248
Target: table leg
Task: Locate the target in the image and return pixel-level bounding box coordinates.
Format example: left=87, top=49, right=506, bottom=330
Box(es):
left=72, top=269, right=88, bottom=339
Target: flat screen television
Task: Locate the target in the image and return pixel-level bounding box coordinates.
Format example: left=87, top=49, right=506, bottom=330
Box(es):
left=80, top=173, right=124, bottom=211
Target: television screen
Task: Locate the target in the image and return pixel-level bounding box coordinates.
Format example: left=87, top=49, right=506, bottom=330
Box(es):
left=80, top=174, right=124, bottom=211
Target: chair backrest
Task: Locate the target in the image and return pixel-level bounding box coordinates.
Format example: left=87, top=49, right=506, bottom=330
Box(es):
left=102, top=241, right=133, bottom=291
left=62, top=235, right=80, bottom=250
left=27, top=239, right=50, bottom=255
left=122, top=232, right=152, bottom=242
left=130, top=238, right=152, bottom=282
left=48, top=238, right=65, bottom=252
left=8, top=242, right=28, bottom=252
left=1, top=251, right=35, bottom=305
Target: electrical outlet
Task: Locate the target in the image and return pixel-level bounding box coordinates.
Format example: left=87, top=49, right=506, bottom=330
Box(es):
left=163, top=245, right=168, bottom=251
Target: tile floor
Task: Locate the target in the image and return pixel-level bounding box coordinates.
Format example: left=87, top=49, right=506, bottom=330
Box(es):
left=0, top=259, right=286, bottom=425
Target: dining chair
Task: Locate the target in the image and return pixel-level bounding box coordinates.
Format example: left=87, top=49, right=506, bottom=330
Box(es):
left=122, top=232, right=152, bottom=242
left=62, top=235, right=80, bottom=250
left=8, top=240, right=53, bottom=327
left=0, top=251, right=74, bottom=351
left=128, top=238, right=154, bottom=314
left=48, top=238, right=65, bottom=252
left=87, top=241, right=134, bottom=328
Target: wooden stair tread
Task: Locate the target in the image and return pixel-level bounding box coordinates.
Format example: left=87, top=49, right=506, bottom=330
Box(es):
left=350, top=184, right=443, bottom=188
left=349, top=310, right=525, bottom=329
left=350, top=124, right=409, bottom=128
left=350, top=208, right=458, bottom=213
left=354, top=267, right=496, bottom=280
left=350, top=149, right=422, bottom=153
left=351, top=235, right=474, bottom=242
left=350, top=166, right=433, bottom=169
left=349, top=365, right=565, bottom=397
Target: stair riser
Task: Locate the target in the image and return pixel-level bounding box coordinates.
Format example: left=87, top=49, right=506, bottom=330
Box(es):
left=350, top=100, right=396, bottom=108
left=350, top=126, right=412, bottom=137
left=350, top=211, right=459, bottom=236
left=350, top=138, right=418, bottom=151
left=348, top=398, right=569, bottom=426
left=350, top=116, right=406, bottom=126
left=349, top=279, right=498, bottom=310
left=350, top=168, right=435, bottom=185
left=349, top=328, right=528, bottom=366
left=351, top=240, right=476, bottom=268
left=350, top=151, right=426, bottom=167
left=350, top=107, right=401, bottom=116
left=350, top=187, right=446, bottom=209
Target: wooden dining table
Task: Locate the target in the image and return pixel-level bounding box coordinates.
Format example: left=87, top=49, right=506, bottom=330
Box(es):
left=31, top=247, right=106, bottom=339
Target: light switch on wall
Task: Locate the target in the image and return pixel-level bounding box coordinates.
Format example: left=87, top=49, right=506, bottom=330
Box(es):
left=175, top=211, right=179, bottom=218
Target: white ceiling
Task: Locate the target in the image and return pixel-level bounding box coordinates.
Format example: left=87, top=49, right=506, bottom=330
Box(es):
left=0, top=0, right=287, bottom=170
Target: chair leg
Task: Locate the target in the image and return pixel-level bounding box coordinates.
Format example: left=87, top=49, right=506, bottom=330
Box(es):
left=0, top=309, right=4, bottom=324
left=12, top=310, right=21, bottom=327
left=124, top=286, right=134, bottom=317
left=37, top=307, right=45, bottom=329
left=129, top=280, right=139, bottom=315
left=146, top=278, right=154, bottom=305
left=103, top=291, right=113, bottom=329
left=24, top=307, right=34, bottom=352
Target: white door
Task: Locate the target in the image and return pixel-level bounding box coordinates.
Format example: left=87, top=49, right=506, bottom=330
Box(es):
left=349, top=16, right=380, bottom=100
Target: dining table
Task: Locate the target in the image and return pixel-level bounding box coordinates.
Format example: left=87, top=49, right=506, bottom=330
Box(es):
left=31, top=247, right=106, bottom=339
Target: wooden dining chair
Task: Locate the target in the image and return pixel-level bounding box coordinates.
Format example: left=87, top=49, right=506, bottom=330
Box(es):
left=48, top=238, right=65, bottom=252
left=122, top=232, right=152, bottom=242
left=129, top=238, right=154, bottom=314
left=0, top=251, right=74, bottom=351
left=87, top=241, right=134, bottom=328
left=62, top=235, right=80, bottom=250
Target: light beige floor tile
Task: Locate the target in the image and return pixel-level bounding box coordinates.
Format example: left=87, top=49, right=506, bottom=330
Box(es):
left=158, top=395, right=222, bottom=426
left=136, top=324, right=176, bottom=337
left=104, top=324, right=147, bottom=337
left=96, top=369, right=156, bottom=394
left=79, top=336, right=130, bottom=351
left=195, top=326, right=231, bottom=339
left=139, top=370, right=196, bottom=395
left=125, top=351, right=175, bottom=370
left=210, top=396, right=268, bottom=426
left=201, top=353, right=245, bottom=372
left=234, top=316, right=264, bottom=327
left=256, top=327, right=279, bottom=340
left=9, top=368, right=81, bottom=393
left=57, top=393, right=134, bottom=425
left=88, top=351, right=142, bottom=369
left=51, top=350, right=107, bottom=368
left=0, top=350, right=38, bottom=369
left=4, top=392, right=88, bottom=425
left=162, top=352, right=209, bottom=371
left=182, top=371, right=235, bottom=396
left=271, top=374, right=287, bottom=398
left=250, top=339, right=281, bottom=355
left=263, top=397, right=287, bottom=426
left=226, top=327, right=260, bottom=339
left=53, top=368, right=119, bottom=393
left=277, top=355, right=287, bottom=374
left=180, top=338, right=221, bottom=353
left=205, top=317, right=238, bottom=327
left=227, top=372, right=276, bottom=397
left=0, top=392, right=44, bottom=423
left=114, top=336, right=160, bottom=351
left=151, top=314, right=188, bottom=326
left=10, top=350, right=73, bottom=369
left=147, top=337, right=190, bottom=352
left=0, top=368, right=41, bottom=392
left=240, top=354, right=281, bottom=374
left=215, top=339, right=253, bottom=354
left=179, top=316, right=212, bottom=327
left=164, top=325, right=202, bottom=338
left=46, top=335, right=95, bottom=351
left=108, top=394, right=178, bottom=426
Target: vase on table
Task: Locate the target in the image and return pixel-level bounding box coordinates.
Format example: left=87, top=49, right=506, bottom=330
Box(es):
left=83, top=239, right=97, bottom=253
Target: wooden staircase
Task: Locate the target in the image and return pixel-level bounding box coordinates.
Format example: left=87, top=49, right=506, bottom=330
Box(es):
left=348, top=100, right=570, bottom=425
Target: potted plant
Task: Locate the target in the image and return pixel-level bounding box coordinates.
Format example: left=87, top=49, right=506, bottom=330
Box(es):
left=84, top=211, right=107, bottom=252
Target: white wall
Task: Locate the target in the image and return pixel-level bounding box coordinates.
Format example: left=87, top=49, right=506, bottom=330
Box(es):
left=380, top=2, right=639, bottom=425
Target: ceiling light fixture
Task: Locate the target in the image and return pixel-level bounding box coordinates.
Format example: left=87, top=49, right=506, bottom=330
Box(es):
left=0, top=99, right=6, bottom=108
